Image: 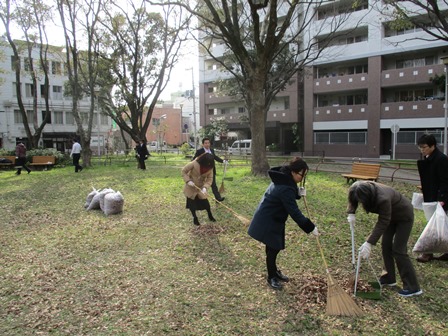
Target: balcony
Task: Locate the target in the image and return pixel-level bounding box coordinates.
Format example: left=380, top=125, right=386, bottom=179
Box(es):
left=381, top=100, right=445, bottom=119
left=313, top=104, right=368, bottom=122
left=314, top=72, right=369, bottom=93
left=381, top=64, right=444, bottom=87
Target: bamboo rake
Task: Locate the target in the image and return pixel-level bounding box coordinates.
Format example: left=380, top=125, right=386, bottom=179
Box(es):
left=194, top=185, right=251, bottom=226
left=303, top=196, right=363, bottom=317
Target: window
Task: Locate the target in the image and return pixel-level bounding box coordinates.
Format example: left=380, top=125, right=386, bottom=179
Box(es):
left=40, top=60, right=49, bottom=72
left=41, top=85, right=48, bottom=99
left=24, top=58, right=32, bottom=71
left=11, top=56, right=19, bottom=71
left=54, top=111, right=63, bottom=124
left=284, top=97, right=290, bottom=110
left=53, top=86, right=63, bottom=100
left=208, top=108, right=216, bottom=115
left=66, top=112, right=74, bottom=124
left=25, top=84, right=34, bottom=98
left=42, top=110, right=52, bottom=123
left=314, top=131, right=367, bottom=144
left=238, top=107, right=245, bottom=113
left=101, top=114, right=109, bottom=125
left=12, top=82, right=19, bottom=97
left=14, top=110, right=23, bottom=123
left=220, top=108, right=228, bottom=115
left=52, top=61, right=62, bottom=75
left=397, top=130, right=442, bottom=144
left=27, top=110, right=34, bottom=123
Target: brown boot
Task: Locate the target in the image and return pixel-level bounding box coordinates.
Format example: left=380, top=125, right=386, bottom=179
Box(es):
left=416, top=253, right=433, bottom=263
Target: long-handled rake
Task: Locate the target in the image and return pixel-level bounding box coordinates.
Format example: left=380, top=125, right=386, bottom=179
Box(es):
left=194, top=185, right=251, bottom=225
left=303, top=196, right=363, bottom=317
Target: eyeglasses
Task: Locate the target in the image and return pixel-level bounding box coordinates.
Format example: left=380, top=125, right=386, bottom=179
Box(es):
left=417, top=145, right=429, bottom=150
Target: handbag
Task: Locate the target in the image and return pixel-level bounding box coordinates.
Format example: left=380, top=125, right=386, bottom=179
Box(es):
left=413, top=203, right=448, bottom=254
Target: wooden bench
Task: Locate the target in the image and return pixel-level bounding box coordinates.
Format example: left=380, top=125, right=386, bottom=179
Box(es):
left=342, top=162, right=381, bottom=184
left=0, top=156, right=16, bottom=169
left=29, top=156, right=56, bottom=170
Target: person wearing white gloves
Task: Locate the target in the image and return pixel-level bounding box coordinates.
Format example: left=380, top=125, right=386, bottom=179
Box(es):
left=347, top=181, right=422, bottom=297
left=182, top=153, right=216, bottom=225
left=248, top=157, right=318, bottom=290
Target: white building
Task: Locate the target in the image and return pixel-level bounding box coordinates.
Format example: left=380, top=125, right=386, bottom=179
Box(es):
left=0, top=39, right=111, bottom=153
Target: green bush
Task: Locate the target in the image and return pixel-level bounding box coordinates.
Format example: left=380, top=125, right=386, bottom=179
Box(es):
left=27, top=148, right=65, bottom=165
left=180, top=142, right=193, bottom=156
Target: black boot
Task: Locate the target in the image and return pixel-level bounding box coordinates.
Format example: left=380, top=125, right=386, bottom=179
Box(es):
left=207, top=210, right=216, bottom=222
left=193, top=217, right=200, bottom=226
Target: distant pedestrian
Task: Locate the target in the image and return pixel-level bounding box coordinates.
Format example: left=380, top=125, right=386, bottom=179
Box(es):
left=15, top=142, right=31, bottom=175
left=135, top=139, right=150, bottom=170
left=70, top=138, right=83, bottom=172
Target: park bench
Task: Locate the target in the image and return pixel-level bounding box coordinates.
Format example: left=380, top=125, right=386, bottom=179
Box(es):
left=29, top=156, right=55, bottom=170
left=341, top=162, right=381, bottom=184
left=0, top=156, right=16, bottom=169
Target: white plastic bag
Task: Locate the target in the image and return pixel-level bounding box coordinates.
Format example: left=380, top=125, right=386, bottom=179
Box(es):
left=84, top=188, right=98, bottom=209
left=103, top=191, right=124, bottom=216
left=413, top=203, right=448, bottom=254
left=422, top=202, right=438, bottom=221
left=411, top=192, right=423, bottom=210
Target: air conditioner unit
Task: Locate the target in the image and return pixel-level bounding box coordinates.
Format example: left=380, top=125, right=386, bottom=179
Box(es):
left=3, top=100, right=12, bottom=108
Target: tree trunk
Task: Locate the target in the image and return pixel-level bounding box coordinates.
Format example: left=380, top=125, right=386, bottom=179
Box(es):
left=247, top=86, right=270, bottom=176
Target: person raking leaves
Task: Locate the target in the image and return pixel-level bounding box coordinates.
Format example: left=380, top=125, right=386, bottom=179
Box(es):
left=347, top=181, right=422, bottom=297
left=248, top=157, right=318, bottom=290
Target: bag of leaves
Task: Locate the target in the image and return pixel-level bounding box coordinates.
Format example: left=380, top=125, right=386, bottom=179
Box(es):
left=103, top=191, right=124, bottom=216
left=84, top=188, right=98, bottom=209
left=422, top=202, right=438, bottom=221
left=87, top=188, right=114, bottom=211
left=413, top=203, right=448, bottom=254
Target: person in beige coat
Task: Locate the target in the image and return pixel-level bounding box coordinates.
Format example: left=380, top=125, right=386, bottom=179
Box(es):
left=182, top=153, right=216, bottom=225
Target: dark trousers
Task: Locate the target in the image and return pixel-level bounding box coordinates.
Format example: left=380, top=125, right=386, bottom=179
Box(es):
left=72, top=153, right=82, bottom=172
left=16, top=157, right=30, bottom=174
left=381, top=218, right=420, bottom=291
left=266, top=245, right=281, bottom=279
left=137, top=156, right=146, bottom=170
left=211, top=170, right=222, bottom=199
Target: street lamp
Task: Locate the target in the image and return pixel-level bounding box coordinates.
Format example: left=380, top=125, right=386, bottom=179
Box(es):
left=442, top=56, right=448, bottom=155
left=186, top=67, right=198, bottom=149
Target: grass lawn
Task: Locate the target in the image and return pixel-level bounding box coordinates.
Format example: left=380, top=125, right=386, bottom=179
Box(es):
left=0, top=156, right=447, bottom=335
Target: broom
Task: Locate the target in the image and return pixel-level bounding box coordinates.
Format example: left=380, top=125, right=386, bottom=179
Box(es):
left=218, top=160, right=228, bottom=194
left=303, top=196, right=363, bottom=317
left=194, top=185, right=251, bottom=226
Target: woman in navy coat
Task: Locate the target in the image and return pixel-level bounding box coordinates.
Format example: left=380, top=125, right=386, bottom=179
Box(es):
left=248, top=157, right=318, bottom=290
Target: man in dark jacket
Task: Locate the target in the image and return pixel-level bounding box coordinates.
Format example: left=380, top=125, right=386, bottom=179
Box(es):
left=416, top=134, right=448, bottom=262
left=192, top=137, right=226, bottom=201
left=135, top=139, right=150, bottom=170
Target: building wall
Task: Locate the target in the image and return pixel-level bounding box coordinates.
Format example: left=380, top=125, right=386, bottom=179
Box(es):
left=0, top=40, right=111, bottom=153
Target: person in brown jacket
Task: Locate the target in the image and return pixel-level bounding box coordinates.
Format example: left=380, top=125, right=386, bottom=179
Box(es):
left=182, top=153, right=216, bottom=225
left=347, top=181, right=422, bottom=298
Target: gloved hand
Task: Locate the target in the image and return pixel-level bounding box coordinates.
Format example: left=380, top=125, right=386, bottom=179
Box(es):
left=359, top=242, right=372, bottom=259
left=347, top=214, right=356, bottom=230
left=311, top=227, right=319, bottom=236
left=299, top=187, right=306, bottom=196
left=187, top=181, right=195, bottom=187
left=201, top=187, right=207, bottom=195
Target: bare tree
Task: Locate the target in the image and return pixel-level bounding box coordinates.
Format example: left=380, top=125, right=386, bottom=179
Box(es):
left=56, top=0, right=103, bottom=166
left=154, top=0, right=358, bottom=175
left=0, top=0, right=53, bottom=148
left=96, top=0, right=190, bottom=145
left=380, top=0, right=448, bottom=42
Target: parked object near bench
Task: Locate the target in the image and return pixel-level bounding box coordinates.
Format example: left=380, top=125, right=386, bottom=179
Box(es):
left=29, top=156, right=56, bottom=170
left=0, top=156, right=15, bottom=169
left=342, top=163, right=381, bottom=184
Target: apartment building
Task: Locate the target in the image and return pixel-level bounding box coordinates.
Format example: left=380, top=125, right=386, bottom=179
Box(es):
left=304, top=0, right=448, bottom=159
left=0, top=40, right=111, bottom=153
left=198, top=1, right=448, bottom=159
